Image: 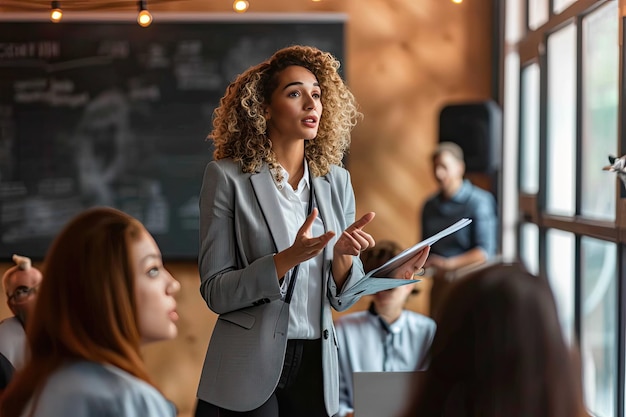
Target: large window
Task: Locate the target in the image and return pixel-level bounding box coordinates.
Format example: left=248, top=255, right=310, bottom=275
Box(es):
left=505, top=0, right=621, bottom=415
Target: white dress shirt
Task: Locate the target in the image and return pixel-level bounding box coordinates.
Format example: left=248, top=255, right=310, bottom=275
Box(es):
left=271, top=162, right=325, bottom=339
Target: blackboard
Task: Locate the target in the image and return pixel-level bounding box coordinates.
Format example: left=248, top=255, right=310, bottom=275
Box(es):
left=0, top=14, right=345, bottom=259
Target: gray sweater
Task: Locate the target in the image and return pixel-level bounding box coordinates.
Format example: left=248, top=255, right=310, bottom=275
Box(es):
left=23, top=361, right=176, bottom=417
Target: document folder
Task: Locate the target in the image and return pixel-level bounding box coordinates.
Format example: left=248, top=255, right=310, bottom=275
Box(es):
left=341, top=218, right=472, bottom=298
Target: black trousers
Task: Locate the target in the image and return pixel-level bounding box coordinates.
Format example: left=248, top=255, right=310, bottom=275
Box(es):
left=194, top=338, right=327, bottom=417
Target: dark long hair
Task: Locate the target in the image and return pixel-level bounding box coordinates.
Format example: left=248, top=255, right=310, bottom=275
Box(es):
left=404, top=262, right=588, bottom=417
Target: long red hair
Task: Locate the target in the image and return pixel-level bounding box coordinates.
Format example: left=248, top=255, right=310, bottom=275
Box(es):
left=0, top=207, right=153, bottom=416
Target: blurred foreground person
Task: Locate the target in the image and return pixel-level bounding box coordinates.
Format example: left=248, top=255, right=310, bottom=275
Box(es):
left=403, top=262, right=589, bottom=417
left=0, top=207, right=180, bottom=417
left=0, top=254, right=43, bottom=388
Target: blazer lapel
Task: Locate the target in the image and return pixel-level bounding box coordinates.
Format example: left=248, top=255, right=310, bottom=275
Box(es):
left=250, top=167, right=291, bottom=252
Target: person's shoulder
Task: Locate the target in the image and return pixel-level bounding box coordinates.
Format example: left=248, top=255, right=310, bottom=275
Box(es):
left=0, top=316, right=21, bottom=327
left=325, top=164, right=351, bottom=180
left=465, top=184, right=496, bottom=216
left=44, top=362, right=137, bottom=394
left=335, top=310, right=370, bottom=327
left=0, top=316, right=25, bottom=345
left=466, top=182, right=495, bottom=201
left=204, top=159, right=252, bottom=183
left=0, top=317, right=26, bottom=368
left=404, top=310, right=437, bottom=329
left=0, top=316, right=23, bottom=333
left=314, top=165, right=351, bottom=190
left=328, top=164, right=348, bottom=174
left=206, top=158, right=239, bottom=173
left=33, top=362, right=174, bottom=417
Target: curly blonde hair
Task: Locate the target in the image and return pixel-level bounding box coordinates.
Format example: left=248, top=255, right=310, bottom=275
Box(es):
left=210, top=45, right=362, bottom=177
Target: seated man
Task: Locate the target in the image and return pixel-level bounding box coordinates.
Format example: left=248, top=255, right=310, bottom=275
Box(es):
left=334, top=241, right=437, bottom=417
left=421, top=142, right=497, bottom=272
left=0, top=254, right=43, bottom=388
left=421, top=142, right=497, bottom=315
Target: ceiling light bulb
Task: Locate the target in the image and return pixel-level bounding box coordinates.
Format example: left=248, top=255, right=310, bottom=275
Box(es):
left=233, top=0, right=249, bottom=13
left=451, top=0, right=463, bottom=3
left=137, top=1, right=152, bottom=27
left=50, top=1, right=63, bottom=23
left=138, top=10, right=153, bottom=27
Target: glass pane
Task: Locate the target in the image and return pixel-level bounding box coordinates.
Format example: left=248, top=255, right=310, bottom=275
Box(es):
left=553, top=0, right=576, bottom=15
left=581, top=237, right=616, bottom=417
left=581, top=2, right=618, bottom=221
left=528, top=0, right=549, bottom=31
left=546, top=24, right=576, bottom=216
left=519, top=222, right=539, bottom=275
left=546, top=229, right=575, bottom=344
left=506, top=0, right=525, bottom=42
left=520, top=64, right=540, bottom=194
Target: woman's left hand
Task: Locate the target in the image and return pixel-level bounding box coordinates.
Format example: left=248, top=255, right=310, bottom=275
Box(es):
left=392, top=246, right=431, bottom=279
left=333, top=212, right=376, bottom=257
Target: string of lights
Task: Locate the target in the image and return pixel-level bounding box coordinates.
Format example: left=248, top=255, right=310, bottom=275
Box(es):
left=43, top=0, right=155, bottom=25
left=0, top=0, right=464, bottom=25
left=0, top=0, right=266, bottom=25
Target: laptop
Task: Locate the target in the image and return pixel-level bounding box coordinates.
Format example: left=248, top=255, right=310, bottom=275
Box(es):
left=352, top=371, right=421, bottom=417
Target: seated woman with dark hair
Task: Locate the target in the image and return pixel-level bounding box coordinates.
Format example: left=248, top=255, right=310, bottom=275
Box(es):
left=0, top=207, right=180, bottom=417
left=403, top=262, right=590, bottom=417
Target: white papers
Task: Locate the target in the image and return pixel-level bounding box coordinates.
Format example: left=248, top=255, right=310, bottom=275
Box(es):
left=340, top=277, right=420, bottom=298
left=340, top=218, right=472, bottom=298
left=367, top=218, right=473, bottom=278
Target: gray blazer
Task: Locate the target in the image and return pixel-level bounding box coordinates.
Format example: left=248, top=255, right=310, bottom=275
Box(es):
left=196, top=159, right=367, bottom=415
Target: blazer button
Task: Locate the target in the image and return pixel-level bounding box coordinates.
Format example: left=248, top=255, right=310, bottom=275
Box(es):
left=323, top=329, right=329, bottom=339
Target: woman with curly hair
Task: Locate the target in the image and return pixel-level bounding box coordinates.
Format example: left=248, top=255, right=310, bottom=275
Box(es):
left=194, top=45, right=430, bottom=417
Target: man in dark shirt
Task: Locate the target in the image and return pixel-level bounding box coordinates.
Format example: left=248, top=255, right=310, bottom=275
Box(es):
left=421, top=142, right=497, bottom=275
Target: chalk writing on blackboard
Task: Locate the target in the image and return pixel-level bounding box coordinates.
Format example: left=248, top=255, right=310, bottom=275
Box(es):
left=0, top=16, right=345, bottom=259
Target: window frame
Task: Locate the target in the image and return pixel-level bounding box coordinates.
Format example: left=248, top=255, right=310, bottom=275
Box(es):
left=509, top=0, right=624, bottom=415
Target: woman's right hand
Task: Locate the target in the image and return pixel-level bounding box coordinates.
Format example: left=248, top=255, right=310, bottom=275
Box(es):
left=392, top=246, right=431, bottom=279
left=273, top=208, right=335, bottom=278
